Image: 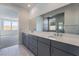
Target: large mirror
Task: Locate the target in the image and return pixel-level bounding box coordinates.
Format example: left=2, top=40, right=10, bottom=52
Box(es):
left=43, top=13, right=64, bottom=33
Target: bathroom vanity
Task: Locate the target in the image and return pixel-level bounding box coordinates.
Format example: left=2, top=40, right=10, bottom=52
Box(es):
left=22, top=4, right=79, bottom=56
left=22, top=32, right=79, bottom=56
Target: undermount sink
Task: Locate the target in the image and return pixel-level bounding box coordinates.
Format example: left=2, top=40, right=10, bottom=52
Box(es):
left=48, top=36, right=56, bottom=40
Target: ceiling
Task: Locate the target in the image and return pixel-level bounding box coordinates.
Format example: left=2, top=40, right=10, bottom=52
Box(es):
left=11, top=3, right=37, bottom=10
left=0, top=3, right=70, bottom=18
left=13, top=3, right=70, bottom=12
left=28, top=3, right=70, bottom=18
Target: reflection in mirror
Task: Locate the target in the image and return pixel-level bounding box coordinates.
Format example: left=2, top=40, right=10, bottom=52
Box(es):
left=64, top=25, right=79, bottom=35
left=49, top=18, right=56, bottom=31
left=58, top=22, right=64, bottom=32
left=43, top=13, right=64, bottom=33
left=43, top=18, right=48, bottom=31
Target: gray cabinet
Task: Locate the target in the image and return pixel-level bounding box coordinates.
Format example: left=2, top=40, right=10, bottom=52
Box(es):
left=38, top=37, right=50, bottom=45
left=51, top=47, right=72, bottom=56
left=22, top=33, right=79, bottom=56
left=37, top=37, right=50, bottom=56
left=29, top=44, right=37, bottom=55
left=22, top=33, right=27, bottom=46
left=38, top=41, right=50, bottom=56
left=50, top=40, right=76, bottom=56
left=25, top=35, right=29, bottom=47
left=28, top=35, right=38, bottom=55
left=29, top=36, right=38, bottom=48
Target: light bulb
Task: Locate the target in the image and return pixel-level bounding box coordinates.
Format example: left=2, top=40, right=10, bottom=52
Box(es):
left=27, top=4, right=31, bottom=7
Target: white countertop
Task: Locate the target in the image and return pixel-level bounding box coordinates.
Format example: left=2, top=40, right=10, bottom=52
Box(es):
left=27, top=32, right=79, bottom=46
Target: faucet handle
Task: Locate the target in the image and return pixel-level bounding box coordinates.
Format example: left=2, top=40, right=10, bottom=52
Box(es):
left=54, top=33, right=57, bottom=36
left=54, top=33, right=59, bottom=36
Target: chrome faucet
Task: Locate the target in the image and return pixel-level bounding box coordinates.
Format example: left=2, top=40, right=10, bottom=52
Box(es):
left=54, top=31, right=62, bottom=37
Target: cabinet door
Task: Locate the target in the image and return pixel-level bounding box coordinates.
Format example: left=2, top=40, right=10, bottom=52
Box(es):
left=38, top=37, right=50, bottom=45
left=22, top=33, right=26, bottom=45
left=22, top=33, right=29, bottom=48
left=29, top=44, right=37, bottom=55
left=25, top=35, right=29, bottom=47
left=51, top=47, right=72, bottom=56
left=51, top=40, right=78, bottom=55
left=38, top=41, right=50, bottom=56
left=29, top=36, right=37, bottom=48
left=28, top=35, right=38, bottom=55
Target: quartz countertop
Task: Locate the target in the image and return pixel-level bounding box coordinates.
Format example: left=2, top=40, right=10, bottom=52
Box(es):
left=27, top=32, right=79, bottom=46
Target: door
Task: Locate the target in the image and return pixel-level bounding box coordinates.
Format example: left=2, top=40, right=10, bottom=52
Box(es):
left=0, top=18, right=19, bottom=48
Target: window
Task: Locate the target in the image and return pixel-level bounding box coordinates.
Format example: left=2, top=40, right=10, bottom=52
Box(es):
left=3, top=20, right=11, bottom=30
left=12, top=21, right=18, bottom=30
left=49, top=18, right=56, bottom=31
left=0, top=20, right=2, bottom=30
left=0, top=18, right=18, bottom=31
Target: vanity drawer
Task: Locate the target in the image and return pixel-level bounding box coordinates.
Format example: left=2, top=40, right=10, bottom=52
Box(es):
left=30, top=35, right=50, bottom=45
left=51, top=47, right=72, bottom=56
left=51, top=40, right=79, bottom=55
left=38, top=37, right=50, bottom=45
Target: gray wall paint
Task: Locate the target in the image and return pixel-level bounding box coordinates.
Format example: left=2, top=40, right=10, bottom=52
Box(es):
left=42, top=4, right=79, bottom=34
left=64, top=4, right=79, bottom=34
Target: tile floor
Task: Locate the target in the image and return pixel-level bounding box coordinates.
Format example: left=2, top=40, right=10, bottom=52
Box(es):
left=0, top=45, right=34, bottom=56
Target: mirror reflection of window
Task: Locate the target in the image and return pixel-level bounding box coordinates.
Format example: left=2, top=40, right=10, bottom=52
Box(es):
left=58, top=22, right=63, bottom=30
left=49, top=18, right=56, bottom=31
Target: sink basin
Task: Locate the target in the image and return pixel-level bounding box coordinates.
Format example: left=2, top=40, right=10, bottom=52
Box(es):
left=48, top=36, right=56, bottom=40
